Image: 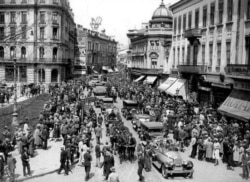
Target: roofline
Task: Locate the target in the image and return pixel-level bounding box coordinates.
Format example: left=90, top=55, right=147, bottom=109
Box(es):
left=170, top=0, right=203, bottom=11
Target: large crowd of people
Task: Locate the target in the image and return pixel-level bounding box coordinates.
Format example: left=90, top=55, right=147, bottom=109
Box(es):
left=0, top=69, right=249, bottom=181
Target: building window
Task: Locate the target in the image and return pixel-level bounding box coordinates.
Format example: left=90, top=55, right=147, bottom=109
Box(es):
left=217, top=43, right=221, bottom=66
left=183, top=14, right=186, bottom=31
left=40, top=27, right=45, bottom=39
left=187, top=45, right=190, bottom=65
left=53, top=47, right=57, bottom=59
left=177, top=47, right=180, bottom=65
left=227, top=0, right=233, bottom=22
left=0, top=12, right=4, bottom=24
left=193, top=44, right=198, bottom=65
left=218, top=0, right=223, bottom=24
left=226, top=42, right=231, bottom=64
left=10, top=46, right=15, bottom=58
left=174, top=18, right=177, bottom=34
left=52, top=12, right=58, bottom=23
left=21, top=11, right=27, bottom=23
left=52, top=27, right=58, bottom=39
left=209, top=43, right=213, bottom=66
left=151, top=59, right=157, bottom=69
left=39, top=47, right=44, bottom=58
left=10, top=12, right=16, bottom=23
left=178, top=16, right=181, bottom=34
left=203, top=6, right=207, bottom=27
left=10, top=27, right=16, bottom=40
left=210, top=3, right=215, bottom=25
left=0, top=46, right=4, bottom=58
left=5, top=66, right=14, bottom=82
left=173, top=48, right=175, bottom=66
left=38, top=69, right=45, bottom=83
left=150, top=41, right=155, bottom=50
left=21, top=0, right=27, bottom=3
left=182, top=47, right=185, bottom=64
left=19, top=66, right=27, bottom=82
left=248, top=0, right=250, bottom=19
left=195, top=9, right=199, bottom=28
left=188, top=12, right=192, bottom=29
left=202, top=44, right=205, bottom=65
left=0, top=27, right=4, bottom=40
left=88, top=41, right=92, bottom=51
left=21, top=26, right=26, bottom=39
left=21, top=47, right=26, bottom=58
left=155, top=41, right=159, bottom=50
left=40, top=12, right=45, bottom=24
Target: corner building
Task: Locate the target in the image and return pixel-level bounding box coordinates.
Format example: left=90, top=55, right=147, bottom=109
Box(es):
left=0, top=0, right=75, bottom=85
left=127, top=1, right=173, bottom=86
left=170, top=0, right=250, bottom=123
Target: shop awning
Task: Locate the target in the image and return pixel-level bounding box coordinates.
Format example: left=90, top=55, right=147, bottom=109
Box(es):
left=158, top=77, right=177, bottom=91
left=134, top=75, right=145, bottom=83
left=166, top=79, right=188, bottom=100
left=102, top=66, right=108, bottom=70
left=144, top=76, right=157, bottom=84
left=107, top=69, right=113, bottom=73
left=218, top=89, right=250, bottom=122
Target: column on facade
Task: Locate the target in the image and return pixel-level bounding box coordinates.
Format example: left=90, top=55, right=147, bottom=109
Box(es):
left=45, top=68, right=51, bottom=85
left=0, top=66, right=5, bottom=82
left=58, top=67, right=61, bottom=83
left=190, top=44, right=194, bottom=65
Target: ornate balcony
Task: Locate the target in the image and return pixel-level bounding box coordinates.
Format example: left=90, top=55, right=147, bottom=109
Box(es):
left=178, top=64, right=207, bottom=74
left=184, top=28, right=202, bottom=44
left=225, top=64, right=250, bottom=77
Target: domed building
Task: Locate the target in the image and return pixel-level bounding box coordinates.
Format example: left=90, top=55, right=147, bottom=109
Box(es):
left=127, top=0, right=173, bottom=87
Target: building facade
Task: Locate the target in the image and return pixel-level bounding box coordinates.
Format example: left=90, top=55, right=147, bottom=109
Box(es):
left=74, top=25, right=117, bottom=76
left=0, top=0, right=75, bottom=86
left=127, top=1, right=173, bottom=85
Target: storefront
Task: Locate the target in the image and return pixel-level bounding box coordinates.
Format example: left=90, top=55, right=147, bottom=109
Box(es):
left=218, top=89, right=250, bottom=122
left=158, top=77, right=177, bottom=92
left=143, top=76, right=157, bottom=85
left=165, top=79, right=188, bottom=100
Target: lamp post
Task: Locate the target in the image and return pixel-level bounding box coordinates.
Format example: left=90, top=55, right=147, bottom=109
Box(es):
left=11, top=48, right=18, bottom=126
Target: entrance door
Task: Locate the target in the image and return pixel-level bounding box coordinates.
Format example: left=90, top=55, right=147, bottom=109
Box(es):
left=51, top=69, right=58, bottom=82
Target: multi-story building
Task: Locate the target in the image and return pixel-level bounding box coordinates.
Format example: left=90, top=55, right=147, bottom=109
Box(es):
left=127, top=1, right=173, bottom=86
left=74, top=25, right=117, bottom=76
left=0, top=0, right=75, bottom=86
left=170, top=0, right=250, bottom=122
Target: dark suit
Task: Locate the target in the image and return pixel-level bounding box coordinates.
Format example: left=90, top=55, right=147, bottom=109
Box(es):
left=58, top=150, right=68, bottom=175
left=102, top=154, right=114, bottom=180
left=84, top=152, right=92, bottom=180
left=21, top=152, right=31, bottom=176
left=137, top=154, right=145, bottom=181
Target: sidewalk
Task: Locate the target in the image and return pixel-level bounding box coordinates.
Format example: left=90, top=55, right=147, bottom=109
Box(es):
left=12, top=139, right=63, bottom=182
left=0, top=95, right=28, bottom=109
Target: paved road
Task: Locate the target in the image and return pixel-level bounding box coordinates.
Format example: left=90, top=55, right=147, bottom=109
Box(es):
left=26, top=96, right=243, bottom=182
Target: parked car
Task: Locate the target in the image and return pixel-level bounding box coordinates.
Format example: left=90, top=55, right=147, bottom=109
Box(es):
left=122, top=100, right=138, bottom=120
left=101, top=97, right=114, bottom=113
left=140, top=122, right=163, bottom=140
left=93, top=86, right=107, bottom=96
left=150, top=136, right=194, bottom=179
left=131, top=114, right=151, bottom=131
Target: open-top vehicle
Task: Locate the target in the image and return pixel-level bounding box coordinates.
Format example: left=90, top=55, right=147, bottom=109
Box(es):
left=140, top=122, right=163, bottom=140
left=131, top=114, right=151, bottom=131
left=150, top=136, right=194, bottom=179
left=101, top=97, right=114, bottom=113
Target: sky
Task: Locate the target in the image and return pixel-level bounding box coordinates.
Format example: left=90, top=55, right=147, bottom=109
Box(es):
left=69, top=0, right=179, bottom=47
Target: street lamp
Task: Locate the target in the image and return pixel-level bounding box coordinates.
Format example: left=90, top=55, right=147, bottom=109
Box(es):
left=11, top=47, right=18, bottom=126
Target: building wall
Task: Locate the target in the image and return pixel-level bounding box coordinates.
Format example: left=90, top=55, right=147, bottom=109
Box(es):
left=170, top=0, right=239, bottom=75
left=0, top=0, right=75, bottom=85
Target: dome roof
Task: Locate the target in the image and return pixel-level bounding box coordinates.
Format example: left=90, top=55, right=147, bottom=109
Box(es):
left=152, top=1, right=173, bottom=20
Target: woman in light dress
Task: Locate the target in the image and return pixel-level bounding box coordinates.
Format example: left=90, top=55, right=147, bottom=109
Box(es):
left=213, top=138, right=220, bottom=166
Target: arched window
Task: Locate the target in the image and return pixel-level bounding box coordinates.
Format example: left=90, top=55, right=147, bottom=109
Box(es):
left=10, top=46, right=15, bottom=58
left=0, top=46, right=4, bottom=58
left=21, top=46, right=26, bottom=58
left=39, top=47, right=44, bottom=58
left=51, top=69, right=58, bottom=82
left=38, top=69, right=45, bottom=83
left=53, top=47, right=57, bottom=59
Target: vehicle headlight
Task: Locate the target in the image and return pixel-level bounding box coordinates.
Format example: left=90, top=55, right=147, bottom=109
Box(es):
left=165, top=161, right=174, bottom=169
left=186, top=161, right=193, bottom=169
left=182, top=160, right=188, bottom=165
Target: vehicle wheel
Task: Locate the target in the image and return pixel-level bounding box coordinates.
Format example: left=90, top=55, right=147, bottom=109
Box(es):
left=161, top=165, right=168, bottom=179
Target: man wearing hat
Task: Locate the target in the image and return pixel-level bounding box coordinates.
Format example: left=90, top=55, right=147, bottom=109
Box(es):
left=58, top=147, right=68, bottom=175
left=83, top=148, right=92, bottom=181
left=242, top=148, right=250, bottom=179
left=107, top=166, right=120, bottom=182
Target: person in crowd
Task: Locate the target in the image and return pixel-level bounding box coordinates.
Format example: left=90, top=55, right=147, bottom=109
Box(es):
left=0, top=153, right=4, bottom=180
left=108, top=167, right=120, bottom=182
left=58, top=147, right=68, bottom=175
left=34, top=125, right=42, bottom=149
left=21, top=147, right=31, bottom=176
left=95, top=143, right=101, bottom=168
left=205, top=137, right=213, bottom=162
left=7, top=152, right=16, bottom=182
left=83, top=148, right=92, bottom=181
left=144, top=142, right=152, bottom=171
left=94, top=124, right=102, bottom=145
left=102, top=150, right=115, bottom=180
left=190, top=136, right=198, bottom=159
left=213, top=138, right=221, bottom=166
left=242, top=148, right=250, bottom=180
left=137, top=151, right=145, bottom=181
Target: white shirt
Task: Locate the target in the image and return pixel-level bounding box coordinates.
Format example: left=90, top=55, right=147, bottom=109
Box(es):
left=108, top=172, right=120, bottom=182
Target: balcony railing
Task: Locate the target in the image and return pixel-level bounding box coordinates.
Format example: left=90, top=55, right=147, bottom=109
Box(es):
left=178, top=64, right=207, bottom=74
left=225, top=64, right=250, bottom=76
left=184, top=28, right=202, bottom=39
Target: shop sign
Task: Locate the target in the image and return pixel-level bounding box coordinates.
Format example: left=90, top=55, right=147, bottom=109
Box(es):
left=223, top=97, right=250, bottom=112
